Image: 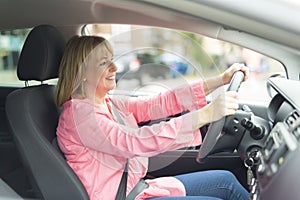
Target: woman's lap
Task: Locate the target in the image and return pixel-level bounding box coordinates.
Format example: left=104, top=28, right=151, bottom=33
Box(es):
left=147, top=197, right=222, bottom=200
left=147, top=170, right=249, bottom=200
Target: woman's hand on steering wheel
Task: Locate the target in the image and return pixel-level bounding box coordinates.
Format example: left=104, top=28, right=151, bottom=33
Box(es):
left=197, top=64, right=249, bottom=162
left=221, top=63, right=249, bottom=85
left=203, top=91, right=239, bottom=123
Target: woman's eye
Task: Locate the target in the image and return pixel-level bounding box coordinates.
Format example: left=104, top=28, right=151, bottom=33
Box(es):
left=99, top=57, right=113, bottom=67
left=99, top=61, right=106, bottom=67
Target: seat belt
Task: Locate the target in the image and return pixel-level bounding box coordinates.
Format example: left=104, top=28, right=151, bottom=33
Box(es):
left=112, top=104, right=129, bottom=200
left=115, top=159, right=129, bottom=200
left=111, top=103, right=149, bottom=200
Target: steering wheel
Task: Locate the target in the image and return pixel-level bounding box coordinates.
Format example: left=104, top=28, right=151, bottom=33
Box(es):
left=196, top=71, right=245, bottom=162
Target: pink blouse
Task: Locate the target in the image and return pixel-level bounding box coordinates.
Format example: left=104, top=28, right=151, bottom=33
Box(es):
left=56, top=81, right=207, bottom=200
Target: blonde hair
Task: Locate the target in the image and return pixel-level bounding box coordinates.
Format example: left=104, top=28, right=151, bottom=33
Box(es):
left=55, top=35, right=113, bottom=106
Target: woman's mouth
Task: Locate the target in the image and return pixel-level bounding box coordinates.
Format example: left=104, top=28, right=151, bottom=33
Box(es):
left=106, top=75, right=115, bottom=81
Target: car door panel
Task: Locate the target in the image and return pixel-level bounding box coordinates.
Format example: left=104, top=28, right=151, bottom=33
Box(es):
left=148, top=150, right=248, bottom=188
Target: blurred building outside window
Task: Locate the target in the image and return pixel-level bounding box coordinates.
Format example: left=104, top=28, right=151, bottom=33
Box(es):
left=84, top=24, right=285, bottom=102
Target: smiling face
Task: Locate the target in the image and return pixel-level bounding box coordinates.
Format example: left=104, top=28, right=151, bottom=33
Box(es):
left=84, top=43, right=118, bottom=103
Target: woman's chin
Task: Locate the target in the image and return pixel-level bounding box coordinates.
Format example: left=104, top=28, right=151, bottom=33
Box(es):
left=106, top=83, right=117, bottom=91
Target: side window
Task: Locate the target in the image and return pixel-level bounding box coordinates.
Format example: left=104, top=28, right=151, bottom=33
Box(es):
left=0, top=29, right=31, bottom=86
left=201, top=38, right=285, bottom=102
left=83, top=24, right=285, bottom=103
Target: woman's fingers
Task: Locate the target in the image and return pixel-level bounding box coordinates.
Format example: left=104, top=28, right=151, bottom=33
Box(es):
left=211, top=91, right=239, bottom=120
left=239, top=64, right=250, bottom=81
left=223, top=91, right=239, bottom=116
left=224, top=63, right=249, bottom=83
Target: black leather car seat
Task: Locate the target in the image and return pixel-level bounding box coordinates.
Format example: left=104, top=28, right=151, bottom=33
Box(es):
left=5, top=25, right=89, bottom=200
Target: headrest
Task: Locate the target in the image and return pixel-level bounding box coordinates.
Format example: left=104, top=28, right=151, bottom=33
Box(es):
left=17, top=25, right=66, bottom=82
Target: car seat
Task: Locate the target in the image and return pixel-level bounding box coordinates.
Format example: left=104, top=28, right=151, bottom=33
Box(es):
left=5, top=25, right=89, bottom=200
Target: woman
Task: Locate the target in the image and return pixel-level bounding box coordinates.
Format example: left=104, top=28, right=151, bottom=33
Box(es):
left=56, top=35, right=249, bottom=200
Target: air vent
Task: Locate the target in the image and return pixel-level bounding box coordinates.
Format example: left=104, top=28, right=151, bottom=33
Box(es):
left=285, top=111, right=300, bottom=128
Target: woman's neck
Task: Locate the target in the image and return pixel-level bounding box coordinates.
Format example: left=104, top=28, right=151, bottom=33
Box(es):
left=94, top=96, right=106, bottom=105
left=73, top=93, right=106, bottom=105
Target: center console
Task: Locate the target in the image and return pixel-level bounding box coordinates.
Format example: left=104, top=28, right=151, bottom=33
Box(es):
left=249, top=78, right=300, bottom=200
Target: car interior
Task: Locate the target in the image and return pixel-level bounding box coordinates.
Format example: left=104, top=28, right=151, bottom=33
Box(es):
left=5, top=25, right=89, bottom=200
left=0, top=1, right=300, bottom=200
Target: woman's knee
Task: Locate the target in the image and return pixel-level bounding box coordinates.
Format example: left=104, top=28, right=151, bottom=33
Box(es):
left=215, top=170, right=238, bottom=181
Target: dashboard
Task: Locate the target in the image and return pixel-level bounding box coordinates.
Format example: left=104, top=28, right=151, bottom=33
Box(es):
left=252, top=78, right=300, bottom=200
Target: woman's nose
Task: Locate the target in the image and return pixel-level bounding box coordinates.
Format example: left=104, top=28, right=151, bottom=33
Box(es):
left=109, top=62, right=118, bottom=72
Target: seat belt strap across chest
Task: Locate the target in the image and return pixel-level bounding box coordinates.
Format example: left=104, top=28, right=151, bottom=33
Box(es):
left=112, top=103, right=149, bottom=200
left=115, top=158, right=129, bottom=200
left=112, top=104, right=128, bottom=200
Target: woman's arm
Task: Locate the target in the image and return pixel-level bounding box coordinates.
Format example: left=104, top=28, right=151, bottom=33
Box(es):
left=111, top=80, right=207, bottom=123
left=111, top=63, right=248, bottom=123
left=70, top=90, right=238, bottom=159
left=203, top=63, right=249, bottom=95
left=70, top=101, right=202, bottom=158
left=202, top=75, right=223, bottom=96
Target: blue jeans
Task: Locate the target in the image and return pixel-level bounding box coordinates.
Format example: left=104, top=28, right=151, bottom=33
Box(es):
left=147, top=170, right=249, bottom=200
